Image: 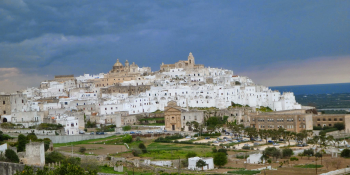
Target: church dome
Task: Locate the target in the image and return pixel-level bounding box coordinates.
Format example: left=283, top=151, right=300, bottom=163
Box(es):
left=114, top=59, right=123, bottom=67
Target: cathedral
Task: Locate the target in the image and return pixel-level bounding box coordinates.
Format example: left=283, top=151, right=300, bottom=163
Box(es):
left=160, top=52, right=204, bottom=72
left=110, top=59, right=139, bottom=74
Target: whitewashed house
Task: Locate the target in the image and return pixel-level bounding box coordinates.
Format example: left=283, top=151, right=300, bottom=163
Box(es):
left=188, top=157, right=214, bottom=170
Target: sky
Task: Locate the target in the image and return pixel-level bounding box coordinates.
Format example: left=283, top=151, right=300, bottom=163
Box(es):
left=0, top=0, right=349, bottom=93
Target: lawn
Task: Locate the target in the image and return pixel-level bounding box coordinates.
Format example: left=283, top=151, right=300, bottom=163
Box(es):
left=294, top=164, right=323, bottom=168
left=53, top=135, right=120, bottom=147
left=139, top=142, right=213, bottom=160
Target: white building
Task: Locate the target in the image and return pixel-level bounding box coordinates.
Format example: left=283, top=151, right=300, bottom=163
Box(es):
left=188, top=157, right=214, bottom=170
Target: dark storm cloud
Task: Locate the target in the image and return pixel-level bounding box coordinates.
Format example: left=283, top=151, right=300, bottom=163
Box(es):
left=0, top=0, right=349, bottom=92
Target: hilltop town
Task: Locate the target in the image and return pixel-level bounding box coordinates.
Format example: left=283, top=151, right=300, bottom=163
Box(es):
left=1, top=53, right=350, bottom=175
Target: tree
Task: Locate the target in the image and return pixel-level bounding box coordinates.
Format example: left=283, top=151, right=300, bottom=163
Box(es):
left=138, top=143, right=147, bottom=153
left=186, top=152, right=197, bottom=159
left=341, top=148, right=350, bottom=158
left=122, top=134, right=132, bottom=143
left=26, top=132, right=38, bottom=141
left=79, top=147, right=86, bottom=154
left=5, top=149, right=19, bottom=163
left=244, top=127, right=258, bottom=140
left=334, top=123, right=345, bottom=131
left=315, top=152, right=323, bottom=164
left=218, top=148, right=228, bottom=155
left=213, top=152, right=227, bottom=168
left=304, top=149, right=314, bottom=159
left=17, top=134, right=27, bottom=152
left=282, top=148, right=294, bottom=158
left=196, top=159, right=207, bottom=170
left=298, top=153, right=304, bottom=160
left=258, top=130, right=270, bottom=144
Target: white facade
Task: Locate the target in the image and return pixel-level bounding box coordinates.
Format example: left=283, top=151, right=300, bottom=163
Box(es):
left=188, top=157, right=214, bottom=170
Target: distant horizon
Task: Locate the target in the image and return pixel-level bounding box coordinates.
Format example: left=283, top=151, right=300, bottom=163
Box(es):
left=270, top=82, right=350, bottom=87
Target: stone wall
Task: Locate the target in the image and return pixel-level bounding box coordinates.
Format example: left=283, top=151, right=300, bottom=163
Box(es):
left=36, top=134, right=111, bottom=143
left=0, top=162, right=43, bottom=175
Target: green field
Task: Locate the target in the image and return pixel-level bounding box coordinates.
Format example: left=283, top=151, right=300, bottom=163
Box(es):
left=139, top=142, right=213, bottom=160
left=294, top=164, right=323, bottom=168
left=53, top=135, right=120, bottom=147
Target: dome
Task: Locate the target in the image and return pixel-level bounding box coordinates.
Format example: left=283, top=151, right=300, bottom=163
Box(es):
left=114, top=59, right=123, bottom=67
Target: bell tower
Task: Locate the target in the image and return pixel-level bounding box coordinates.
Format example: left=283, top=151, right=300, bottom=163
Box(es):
left=188, top=52, right=195, bottom=68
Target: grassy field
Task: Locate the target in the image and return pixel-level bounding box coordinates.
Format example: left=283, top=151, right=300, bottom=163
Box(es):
left=294, top=164, right=323, bottom=168
left=139, top=142, right=214, bottom=160
left=53, top=135, right=120, bottom=147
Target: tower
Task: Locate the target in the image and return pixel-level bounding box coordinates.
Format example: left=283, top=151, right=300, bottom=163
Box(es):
left=125, top=60, right=129, bottom=72
left=188, top=52, right=195, bottom=68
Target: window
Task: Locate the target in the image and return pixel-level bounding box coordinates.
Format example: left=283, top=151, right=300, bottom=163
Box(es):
left=328, top=118, right=332, bottom=121
left=3, top=111, right=6, bottom=114
left=323, top=118, right=326, bottom=121
left=2, top=101, right=5, bottom=105
left=317, top=118, right=320, bottom=121
left=329, top=124, right=332, bottom=126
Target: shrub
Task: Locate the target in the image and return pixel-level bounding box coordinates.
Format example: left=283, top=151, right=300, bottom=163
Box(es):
left=122, top=134, right=132, bottom=143
left=132, top=148, right=142, bottom=157
left=212, top=147, right=217, bottom=153
left=282, top=148, right=294, bottom=158
left=218, top=148, right=228, bottom=155
left=242, top=146, right=250, bottom=150
left=79, top=147, right=87, bottom=154
left=334, top=123, right=345, bottom=131
left=136, top=137, right=141, bottom=142
left=290, top=157, right=299, bottom=161
left=341, top=148, right=350, bottom=158
left=5, top=149, right=19, bottom=163
left=45, top=151, right=65, bottom=163
left=138, top=143, right=147, bottom=153
left=122, top=126, right=131, bottom=131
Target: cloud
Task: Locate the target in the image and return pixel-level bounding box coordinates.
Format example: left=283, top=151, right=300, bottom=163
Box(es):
left=239, top=55, right=350, bottom=86
left=0, top=68, right=47, bottom=93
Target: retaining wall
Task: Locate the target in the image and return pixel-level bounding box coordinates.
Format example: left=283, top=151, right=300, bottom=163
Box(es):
left=0, top=162, right=43, bottom=175
left=37, top=134, right=112, bottom=143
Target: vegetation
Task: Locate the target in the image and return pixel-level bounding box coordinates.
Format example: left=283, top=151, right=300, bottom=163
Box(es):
left=37, top=123, right=64, bottom=130
left=122, top=134, right=132, bottom=143
left=294, top=164, right=323, bottom=168
left=256, top=106, right=273, bottom=112
left=53, top=135, right=117, bottom=147
left=122, top=126, right=131, bottom=131
left=154, top=134, right=184, bottom=143
left=341, top=148, right=350, bottom=158
left=138, top=143, right=147, bottom=153
left=14, top=162, right=97, bottom=175
left=213, top=152, right=227, bottom=167
left=45, top=151, right=66, bottom=163
left=282, top=148, right=294, bottom=158
left=290, top=157, right=299, bottom=161
left=5, top=149, right=19, bottom=163
left=0, top=122, right=16, bottom=129
left=86, top=120, right=97, bottom=128
left=79, top=147, right=87, bottom=154
left=227, top=170, right=261, bottom=175
left=196, top=159, right=207, bottom=170
left=0, top=131, right=12, bottom=143
left=17, top=134, right=27, bottom=152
